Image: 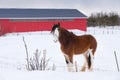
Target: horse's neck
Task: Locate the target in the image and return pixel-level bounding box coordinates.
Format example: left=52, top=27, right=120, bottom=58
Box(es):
left=59, top=28, right=75, bottom=45
left=60, top=28, right=71, bottom=38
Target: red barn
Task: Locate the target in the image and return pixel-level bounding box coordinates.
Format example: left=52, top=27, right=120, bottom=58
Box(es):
left=0, top=8, right=87, bottom=35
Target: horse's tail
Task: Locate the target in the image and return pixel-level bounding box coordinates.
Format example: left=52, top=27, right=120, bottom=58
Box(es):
left=87, top=49, right=93, bottom=70
left=88, top=54, right=91, bottom=69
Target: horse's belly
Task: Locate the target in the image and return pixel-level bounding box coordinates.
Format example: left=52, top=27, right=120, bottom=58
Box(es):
left=74, top=52, right=83, bottom=55
left=74, top=45, right=90, bottom=55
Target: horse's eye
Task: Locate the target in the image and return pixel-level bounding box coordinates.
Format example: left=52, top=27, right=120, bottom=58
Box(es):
left=57, top=28, right=60, bottom=31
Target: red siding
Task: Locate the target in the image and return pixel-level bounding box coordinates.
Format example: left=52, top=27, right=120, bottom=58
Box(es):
left=0, top=18, right=86, bottom=35
left=0, top=19, right=10, bottom=35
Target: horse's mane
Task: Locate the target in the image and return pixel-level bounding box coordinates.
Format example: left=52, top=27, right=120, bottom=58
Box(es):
left=60, top=27, right=75, bottom=37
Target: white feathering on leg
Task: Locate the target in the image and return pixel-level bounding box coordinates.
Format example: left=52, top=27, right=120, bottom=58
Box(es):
left=64, top=54, right=75, bottom=72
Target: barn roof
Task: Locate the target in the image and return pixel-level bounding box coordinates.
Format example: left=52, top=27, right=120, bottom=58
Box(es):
left=0, top=8, right=87, bottom=19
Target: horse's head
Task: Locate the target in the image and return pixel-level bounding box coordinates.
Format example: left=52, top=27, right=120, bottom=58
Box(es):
left=51, top=23, right=60, bottom=43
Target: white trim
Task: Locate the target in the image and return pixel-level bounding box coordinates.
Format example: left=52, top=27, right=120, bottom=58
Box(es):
left=0, top=17, right=86, bottom=19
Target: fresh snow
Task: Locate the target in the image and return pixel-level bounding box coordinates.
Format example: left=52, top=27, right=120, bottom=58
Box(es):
left=0, top=27, right=120, bottom=80
left=0, top=71, right=120, bottom=80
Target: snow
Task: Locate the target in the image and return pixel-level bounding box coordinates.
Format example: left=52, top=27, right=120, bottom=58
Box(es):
left=0, top=26, right=120, bottom=80
left=0, top=71, right=120, bottom=80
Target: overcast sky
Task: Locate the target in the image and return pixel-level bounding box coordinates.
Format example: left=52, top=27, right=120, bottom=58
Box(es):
left=0, top=0, right=119, bottom=16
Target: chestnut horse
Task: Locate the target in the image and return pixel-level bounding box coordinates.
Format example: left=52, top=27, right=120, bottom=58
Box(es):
left=51, top=23, right=97, bottom=72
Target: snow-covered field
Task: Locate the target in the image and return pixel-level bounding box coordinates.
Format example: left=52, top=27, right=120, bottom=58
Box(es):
left=0, top=27, right=120, bottom=80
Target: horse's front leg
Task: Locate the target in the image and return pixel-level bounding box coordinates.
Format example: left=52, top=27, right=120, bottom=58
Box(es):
left=64, top=54, right=75, bottom=72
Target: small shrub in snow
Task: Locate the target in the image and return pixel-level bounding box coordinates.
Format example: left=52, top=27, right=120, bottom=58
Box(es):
left=27, top=49, right=50, bottom=71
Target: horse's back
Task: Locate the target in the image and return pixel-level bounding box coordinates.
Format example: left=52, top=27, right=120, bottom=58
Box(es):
left=77, top=34, right=97, bottom=55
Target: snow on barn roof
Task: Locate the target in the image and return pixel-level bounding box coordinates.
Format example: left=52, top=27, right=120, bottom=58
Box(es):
left=0, top=8, right=87, bottom=19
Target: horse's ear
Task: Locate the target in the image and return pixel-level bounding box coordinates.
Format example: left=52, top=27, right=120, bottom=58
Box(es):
left=58, top=22, right=60, bottom=27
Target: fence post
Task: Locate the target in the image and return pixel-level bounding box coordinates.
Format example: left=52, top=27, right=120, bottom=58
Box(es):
left=114, top=51, right=119, bottom=72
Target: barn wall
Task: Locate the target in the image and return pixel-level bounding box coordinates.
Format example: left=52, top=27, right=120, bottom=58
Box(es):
left=0, top=18, right=86, bottom=35
left=0, top=19, right=10, bottom=35
left=60, top=18, right=86, bottom=30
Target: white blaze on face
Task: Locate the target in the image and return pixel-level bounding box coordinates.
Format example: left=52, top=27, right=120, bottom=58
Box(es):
left=53, top=28, right=59, bottom=43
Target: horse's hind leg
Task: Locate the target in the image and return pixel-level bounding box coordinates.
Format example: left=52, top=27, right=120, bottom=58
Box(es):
left=81, top=49, right=94, bottom=72
left=85, top=49, right=94, bottom=71
left=80, top=53, right=87, bottom=72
